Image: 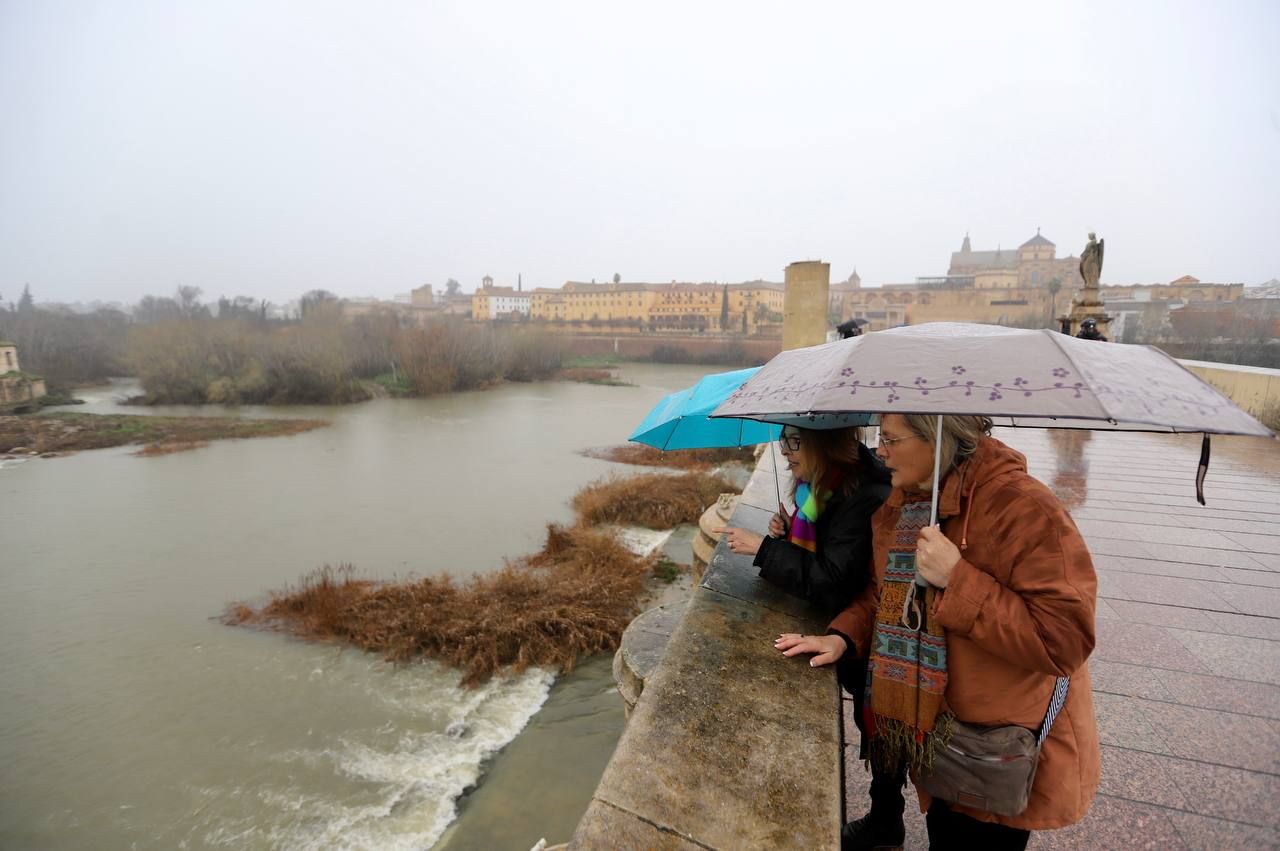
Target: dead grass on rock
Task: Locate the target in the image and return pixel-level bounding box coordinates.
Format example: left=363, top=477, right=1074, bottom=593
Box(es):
left=557, top=367, right=613, bottom=382
left=571, top=471, right=734, bottom=529
left=586, top=443, right=755, bottom=470
left=227, top=524, right=655, bottom=686
left=133, top=440, right=211, bottom=456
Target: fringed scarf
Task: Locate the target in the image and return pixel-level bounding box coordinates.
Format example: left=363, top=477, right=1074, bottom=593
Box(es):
left=865, top=497, right=953, bottom=772
left=788, top=468, right=843, bottom=552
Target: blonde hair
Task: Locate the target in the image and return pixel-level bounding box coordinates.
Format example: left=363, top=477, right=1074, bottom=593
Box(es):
left=899, top=414, right=992, bottom=475
left=792, top=426, right=866, bottom=496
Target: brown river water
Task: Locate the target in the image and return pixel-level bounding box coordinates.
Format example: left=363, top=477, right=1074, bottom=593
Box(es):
left=0, top=363, right=719, bottom=850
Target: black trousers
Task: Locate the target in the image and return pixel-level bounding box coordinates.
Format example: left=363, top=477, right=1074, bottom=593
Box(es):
left=843, top=656, right=1032, bottom=851
left=925, top=800, right=1031, bottom=850
left=837, top=655, right=870, bottom=754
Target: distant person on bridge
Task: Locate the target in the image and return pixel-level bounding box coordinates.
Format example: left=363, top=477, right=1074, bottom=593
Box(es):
left=837, top=318, right=866, bottom=339
left=1075, top=318, right=1107, bottom=341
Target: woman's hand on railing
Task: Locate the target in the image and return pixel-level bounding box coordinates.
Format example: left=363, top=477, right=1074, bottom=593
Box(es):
left=712, top=525, right=765, bottom=556
left=774, top=632, right=847, bottom=667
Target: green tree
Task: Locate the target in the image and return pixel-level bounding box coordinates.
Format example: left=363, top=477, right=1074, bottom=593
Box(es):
left=720, top=285, right=730, bottom=331
left=18, top=284, right=34, bottom=314
left=446, top=279, right=461, bottom=296
left=1047, top=277, right=1063, bottom=326
left=613, top=272, right=622, bottom=285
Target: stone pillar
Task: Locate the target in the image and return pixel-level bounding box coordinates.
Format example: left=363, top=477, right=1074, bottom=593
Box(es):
left=782, top=261, right=830, bottom=350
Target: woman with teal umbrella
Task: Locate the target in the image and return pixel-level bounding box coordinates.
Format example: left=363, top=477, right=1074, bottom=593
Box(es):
left=715, top=423, right=890, bottom=614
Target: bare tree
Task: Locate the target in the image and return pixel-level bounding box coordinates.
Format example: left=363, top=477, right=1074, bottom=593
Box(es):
left=175, top=285, right=209, bottom=320
left=300, top=289, right=340, bottom=318
left=134, top=295, right=183, bottom=324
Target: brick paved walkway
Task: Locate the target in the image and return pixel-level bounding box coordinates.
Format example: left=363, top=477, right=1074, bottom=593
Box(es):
left=841, top=428, right=1280, bottom=850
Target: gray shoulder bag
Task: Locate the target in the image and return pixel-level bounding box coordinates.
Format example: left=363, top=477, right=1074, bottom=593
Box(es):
left=917, top=676, right=1070, bottom=817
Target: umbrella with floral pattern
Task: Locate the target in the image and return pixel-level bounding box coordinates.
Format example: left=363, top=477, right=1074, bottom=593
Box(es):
left=712, top=322, right=1273, bottom=509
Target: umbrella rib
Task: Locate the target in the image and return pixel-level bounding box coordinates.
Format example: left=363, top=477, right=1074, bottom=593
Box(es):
left=1045, top=330, right=1118, bottom=423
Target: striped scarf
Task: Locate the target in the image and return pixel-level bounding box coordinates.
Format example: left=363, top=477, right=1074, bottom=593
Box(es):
left=865, top=497, right=953, bottom=772
left=788, top=469, right=843, bottom=552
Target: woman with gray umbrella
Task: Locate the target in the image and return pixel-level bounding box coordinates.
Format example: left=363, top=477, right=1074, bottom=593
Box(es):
left=777, top=413, right=1100, bottom=851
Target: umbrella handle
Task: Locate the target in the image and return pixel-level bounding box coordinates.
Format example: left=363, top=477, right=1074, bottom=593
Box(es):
left=918, top=415, right=944, bottom=589
left=772, top=440, right=781, bottom=508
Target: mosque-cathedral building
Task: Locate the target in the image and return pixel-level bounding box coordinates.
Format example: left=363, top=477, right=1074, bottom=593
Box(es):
left=832, top=231, right=1244, bottom=339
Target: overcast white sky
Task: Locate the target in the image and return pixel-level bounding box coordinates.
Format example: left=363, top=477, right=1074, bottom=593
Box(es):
left=2, top=0, right=1278, bottom=306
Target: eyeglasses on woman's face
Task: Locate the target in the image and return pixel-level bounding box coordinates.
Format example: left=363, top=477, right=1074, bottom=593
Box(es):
left=877, top=432, right=918, bottom=449
left=778, top=431, right=802, bottom=452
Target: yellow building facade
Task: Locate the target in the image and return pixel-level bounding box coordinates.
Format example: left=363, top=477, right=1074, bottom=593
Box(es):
left=520, top=281, right=785, bottom=331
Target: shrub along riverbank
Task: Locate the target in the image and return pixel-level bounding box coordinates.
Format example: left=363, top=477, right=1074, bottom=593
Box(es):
left=226, top=466, right=744, bottom=685
left=128, top=312, right=567, bottom=405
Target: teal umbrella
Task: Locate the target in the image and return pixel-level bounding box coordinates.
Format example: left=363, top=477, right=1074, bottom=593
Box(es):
left=629, top=367, right=781, bottom=451
left=630, top=366, right=786, bottom=505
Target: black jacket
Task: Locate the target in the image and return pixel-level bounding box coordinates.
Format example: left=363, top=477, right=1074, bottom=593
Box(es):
left=753, top=443, right=892, bottom=614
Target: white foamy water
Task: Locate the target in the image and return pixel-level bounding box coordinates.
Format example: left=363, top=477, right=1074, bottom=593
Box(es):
left=186, top=666, right=555, bottom=851
left=613, top=525, right=673, bottom=556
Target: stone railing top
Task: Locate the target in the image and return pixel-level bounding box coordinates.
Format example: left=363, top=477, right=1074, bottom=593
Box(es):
left=1178, top=358, right=1280, bottom=378
left=571, top=454, right=841, bottom=850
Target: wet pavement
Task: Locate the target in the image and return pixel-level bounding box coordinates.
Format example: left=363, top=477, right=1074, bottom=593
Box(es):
left=842, top=428, right=1280, bottom=850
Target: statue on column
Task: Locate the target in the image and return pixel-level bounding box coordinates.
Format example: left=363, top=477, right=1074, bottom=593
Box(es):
left=1079, top=232, right=1104, bottom=290
left=1061, top=232, right=1111, bottom=338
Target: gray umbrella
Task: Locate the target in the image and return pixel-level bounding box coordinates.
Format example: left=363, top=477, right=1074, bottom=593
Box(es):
left=712, top=322, right=1273, bottom=508
left=712, top=322, right=1274, bottom=597
left=714, top=323, right=1270, bottom=434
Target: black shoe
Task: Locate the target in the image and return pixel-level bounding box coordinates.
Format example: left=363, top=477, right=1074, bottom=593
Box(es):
left=841, top=811, right=906, bottom=851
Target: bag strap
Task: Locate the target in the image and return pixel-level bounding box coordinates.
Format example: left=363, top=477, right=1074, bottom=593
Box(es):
left=1036, top=676, right=1071, bottom=746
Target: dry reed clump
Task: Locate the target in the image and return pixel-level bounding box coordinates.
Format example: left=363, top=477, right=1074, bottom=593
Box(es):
left=557, top=367, right=615, bottom=383
left=133, top=440, right=211, bottom=456
left=585, top=443, right=755, bottom=470
left=227, top=524, right=655, bottom=686
left=0, top=412, right=328, bottom=454
left=571, top=471, right=734, bottom=529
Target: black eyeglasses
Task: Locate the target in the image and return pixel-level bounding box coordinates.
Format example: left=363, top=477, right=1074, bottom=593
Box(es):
left=778, top=433, right=801, bottom=452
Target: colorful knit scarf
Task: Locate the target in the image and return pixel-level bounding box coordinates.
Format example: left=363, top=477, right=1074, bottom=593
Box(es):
left=865, top=497, right=953, bottom=772
left=788, top=469, right=843, bottom=552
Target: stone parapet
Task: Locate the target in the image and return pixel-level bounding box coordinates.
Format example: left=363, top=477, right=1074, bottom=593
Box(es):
left=572, top=457, right=839, bottom=849
left=613, top=600, right=688, bottom=717
left=1179, top=358, right=1280, bottom=428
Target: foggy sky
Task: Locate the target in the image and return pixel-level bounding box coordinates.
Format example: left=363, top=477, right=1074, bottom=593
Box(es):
left=2, top=0, right=1278, bottom=307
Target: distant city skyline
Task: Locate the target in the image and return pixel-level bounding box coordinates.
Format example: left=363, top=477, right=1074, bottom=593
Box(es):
left=2, top=1, right=1277, bottom=307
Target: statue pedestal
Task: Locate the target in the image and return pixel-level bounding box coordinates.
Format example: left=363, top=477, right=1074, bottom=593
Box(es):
left=1060, top=294, right=1111, bottom=337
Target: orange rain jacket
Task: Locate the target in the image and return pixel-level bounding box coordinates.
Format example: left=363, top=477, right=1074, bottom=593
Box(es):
left=829, top=436, right=1101, bottom=830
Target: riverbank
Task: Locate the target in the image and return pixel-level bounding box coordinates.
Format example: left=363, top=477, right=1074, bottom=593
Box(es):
left=0, top=411, right=328, bottom=457
left=226, top=468, right=738, bottom=686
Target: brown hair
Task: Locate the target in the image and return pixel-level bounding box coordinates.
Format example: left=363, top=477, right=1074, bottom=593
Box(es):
left=792, top=426, right=866, bottom=496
